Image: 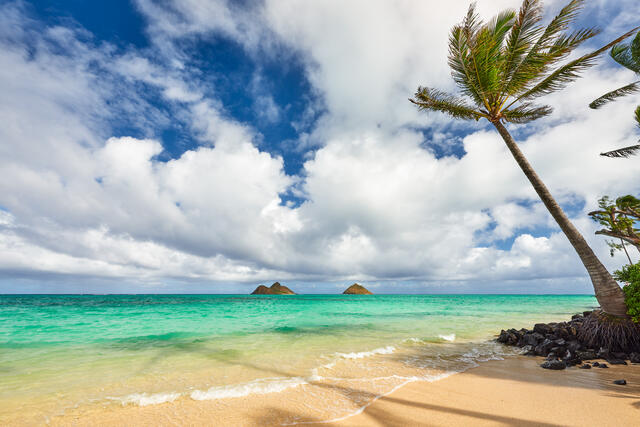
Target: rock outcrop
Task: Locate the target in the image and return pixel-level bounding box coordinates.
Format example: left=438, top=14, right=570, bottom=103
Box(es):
left=342, top=283, right=373, bottom=295
left=251, top=282, right=295, bottom=295
left=497, top=311, right=640, bottom=371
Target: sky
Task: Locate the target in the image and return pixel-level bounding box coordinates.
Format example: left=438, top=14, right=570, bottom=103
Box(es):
left=1, top=0, right=639, bottom=294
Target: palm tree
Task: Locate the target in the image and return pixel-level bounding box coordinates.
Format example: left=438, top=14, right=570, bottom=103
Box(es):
left=590, top=32, right=640, bottom=158
left=410, top=0, right=638, bottom=317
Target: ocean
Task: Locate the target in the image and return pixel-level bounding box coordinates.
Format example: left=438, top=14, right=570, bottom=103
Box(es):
left=0, top=294, right=597, bottom=425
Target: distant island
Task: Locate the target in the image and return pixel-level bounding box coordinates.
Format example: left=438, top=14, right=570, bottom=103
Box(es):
left=251, top=282, right=296, bottom=295
left=342, top=283, right=373, bottom=294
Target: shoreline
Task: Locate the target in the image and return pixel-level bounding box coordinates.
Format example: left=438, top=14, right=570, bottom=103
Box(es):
left=46, top=355, right=640, bottom=426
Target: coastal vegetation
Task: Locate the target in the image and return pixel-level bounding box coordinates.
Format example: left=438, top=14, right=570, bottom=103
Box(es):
left=410, top=0, right=637, bottom=318
left=616, top=264, right=640, bottom=323
left=590, top=195, right=640, bottom=323
left=589, top=32, right=640, bottom=158
left=589, top=195, right=640, bottom=262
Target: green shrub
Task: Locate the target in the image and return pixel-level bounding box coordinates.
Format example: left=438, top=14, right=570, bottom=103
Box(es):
left=615, top=264, right=640, bottom=323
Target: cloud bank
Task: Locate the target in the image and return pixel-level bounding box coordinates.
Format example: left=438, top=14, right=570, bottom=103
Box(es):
left=1, top=0, right=640, bottom=293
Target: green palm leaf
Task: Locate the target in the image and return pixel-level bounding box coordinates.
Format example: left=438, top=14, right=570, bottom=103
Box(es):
left=610, top=44, right=640, bottom=73
left=502, top=0, right=586, bottom=97
left=501, top=103, right=552, bottom=123
left=590, top=81, right=640, bottom=109
left=601, top=144, right=640, bottom=158
left=409, top=87, right=484, bottom=121
left=517, top=26, right=639, bottom=101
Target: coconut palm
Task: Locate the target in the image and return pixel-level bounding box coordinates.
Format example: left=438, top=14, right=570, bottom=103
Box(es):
left=411, top=0, right=638, bottom=317
left=590, top=32, right=640, bottom=158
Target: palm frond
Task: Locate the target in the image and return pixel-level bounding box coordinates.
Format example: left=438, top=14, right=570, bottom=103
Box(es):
left=517, top=26, right=640, bottom=101
left=635, top=105, right=640, bottom=128
left=610, top=44, right=640, bottom=73
left=462, top=3, right=491, bottom=107
left=501, top=103, right=552, bottom=123
left=475, top=10, right=516, bottom=96
left=589, top=81, right=640, bottom=109
left=409, top=87, right=485, bottom=121
left=547, top=27, right=601, bottom=63
left=631, top=32, right=640, bottom=62
left=501, top=0, right=586, bottom=97
left=600, top=144, right=640, bottom=158
left=449, top=25, right=485, bottom=107
left=499, top=0, right=544, bottom=99
left=538, top=0, right=584, bottom=43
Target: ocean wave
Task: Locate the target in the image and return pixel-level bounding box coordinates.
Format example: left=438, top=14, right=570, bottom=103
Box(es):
left=438, top=333, right=456, bottom=342
left=403, top=333, right=455, bottom=344
left=191, top=377, right=306, bottom=401
left=335, top=345, right=396, bottom=359
left=114, top=392, right=181, bottom=407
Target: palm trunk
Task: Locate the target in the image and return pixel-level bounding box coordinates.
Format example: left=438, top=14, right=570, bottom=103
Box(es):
left=492, top=120, right=628, bottom=317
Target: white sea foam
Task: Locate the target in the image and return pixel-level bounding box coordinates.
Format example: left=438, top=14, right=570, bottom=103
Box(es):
left=438, top=333, right=456, bottom=342
left=336, top=346, right=396, bottom=359
left=190, top=377, right=306, bottom=401
left=115, top=392, right=181, bottom=407
left=403, top=334, right=455, bottom=344
left=308, top=368, right=324, bottom=381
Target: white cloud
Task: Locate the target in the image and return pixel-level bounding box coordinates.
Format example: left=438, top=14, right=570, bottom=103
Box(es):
left=1, top=0, right=640, bottom=292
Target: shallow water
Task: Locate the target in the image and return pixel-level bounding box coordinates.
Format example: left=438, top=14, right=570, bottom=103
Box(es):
left=0, top=294, right=597, bottom=424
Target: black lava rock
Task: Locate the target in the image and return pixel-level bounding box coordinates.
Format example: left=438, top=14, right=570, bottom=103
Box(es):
left=597, top=363, right=609, bottom=369
left=567, top=341, right=581, bottom=353
left=629, top=352, right=640, bottom=364
left=613, top=379, right=627, bottom=385
left=535, top=339, right=555, bottom=356
left=554, top=338, right=566, bottom=346
left=565, top=358, right=581, bottom=367
left=579, top=364, right=592, bottom=369
left=534, top=323, right=553, bottom=335
left=550, top=346, right=566, bottom=358
left=606, top=359, right=627, bottom=366
left=576, top=350, right=596, bottom=360
left=597, top=347, right=611, bottom=359
left=523, top=333, right=542, bottom=346
left=612, top=352, right=628, bottom=360
left=541, top=359, right=566, bottom=370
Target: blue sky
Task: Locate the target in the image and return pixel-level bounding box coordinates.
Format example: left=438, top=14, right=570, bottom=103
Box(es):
left=0, top=0, right=639, bottom=294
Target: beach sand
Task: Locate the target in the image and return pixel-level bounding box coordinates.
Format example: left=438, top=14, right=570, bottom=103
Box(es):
left=48, top=356, right=640, bottom=426
left=343, top=357, right=640, bottom=427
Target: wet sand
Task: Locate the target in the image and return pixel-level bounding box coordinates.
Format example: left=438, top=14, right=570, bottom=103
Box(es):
left=48, top=357, right=640, bottom=426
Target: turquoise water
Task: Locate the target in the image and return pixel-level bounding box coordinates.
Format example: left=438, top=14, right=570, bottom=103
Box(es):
left=0, top=294, right=597, bottom=424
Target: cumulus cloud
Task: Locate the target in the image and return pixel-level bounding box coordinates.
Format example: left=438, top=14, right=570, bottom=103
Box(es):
left=1, top=0, right=640, bottom=293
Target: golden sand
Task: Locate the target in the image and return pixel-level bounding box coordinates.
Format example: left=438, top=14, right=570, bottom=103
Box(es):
left=47, top=357, right=640, bottom=426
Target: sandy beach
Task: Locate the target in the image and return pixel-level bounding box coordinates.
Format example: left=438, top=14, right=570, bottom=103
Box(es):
left=345, top=357, right=640, bottom=427
left=48, top=356, right=640, bottom=426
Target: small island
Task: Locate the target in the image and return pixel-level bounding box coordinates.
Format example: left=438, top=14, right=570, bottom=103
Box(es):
left=342, top=283, right=373, bottom=295
left=250, top=282, right=296, bottom=295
